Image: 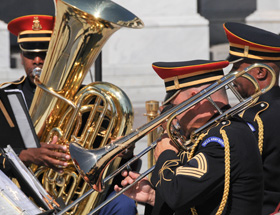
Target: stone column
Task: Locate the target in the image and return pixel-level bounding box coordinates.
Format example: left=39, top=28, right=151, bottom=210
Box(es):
left=246, top=0, right=280, bottom=34
left=85, top=0, right=209, bottom=107
left=0, top=20, right=10, bottom=69
left=0, top=20, right=23, bottom=84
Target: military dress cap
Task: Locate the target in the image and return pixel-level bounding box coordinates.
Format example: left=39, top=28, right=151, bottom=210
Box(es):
left=223, top=22, right=280, bottom=63
left=152, top=60, right=229, bottom=104
left=8, top=15, right=54, bottom=52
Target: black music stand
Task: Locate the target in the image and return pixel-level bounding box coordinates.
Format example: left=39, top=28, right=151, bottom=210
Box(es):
left=95, top=52, right=102, bottom=81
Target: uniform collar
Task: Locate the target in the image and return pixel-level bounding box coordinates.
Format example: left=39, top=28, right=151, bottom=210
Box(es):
left=259, top=86, right=280, bottom=101
left=24, top=76, right=37, bottom=93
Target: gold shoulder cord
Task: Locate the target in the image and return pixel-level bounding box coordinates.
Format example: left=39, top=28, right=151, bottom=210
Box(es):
left=253, top=102, right=269, bottom=155
left=255, top=115, right=264, bottom=155
left=241, top=102, right=268, bottom=155
left=188, top=132, right=206, bottom=215
left=188, top=121, right=231, bottom=215
left=216, top=122, right=231, bottom=215
left=0, top=76, right=26, bottom=88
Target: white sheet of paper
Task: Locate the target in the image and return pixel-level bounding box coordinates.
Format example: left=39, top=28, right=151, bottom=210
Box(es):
left=0, top=170, right=42, bottom=215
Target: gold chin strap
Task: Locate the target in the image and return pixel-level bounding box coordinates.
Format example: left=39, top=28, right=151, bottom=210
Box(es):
left=0, top=76, right=26, bottom=88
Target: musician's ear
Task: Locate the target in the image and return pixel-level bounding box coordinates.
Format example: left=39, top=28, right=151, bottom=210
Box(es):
left=256, top=67, right=268, bottom=81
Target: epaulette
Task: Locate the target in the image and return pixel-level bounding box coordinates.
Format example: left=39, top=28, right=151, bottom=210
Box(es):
left=242, top=101, right=269, bottom=121
left=0, top=76, right=26, bottom=88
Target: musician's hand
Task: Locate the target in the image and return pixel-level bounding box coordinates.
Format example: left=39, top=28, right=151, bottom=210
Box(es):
left=154, top=133, right=178, bottom=161
left=19, top=136, right=70, bottom=172
left=114, top=171, right=155, bottom=206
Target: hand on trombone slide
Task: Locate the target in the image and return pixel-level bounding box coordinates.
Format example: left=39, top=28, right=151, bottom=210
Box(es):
left=114, top=132, right=179, bottom=207
left=114, top=170, right=155, bottom=206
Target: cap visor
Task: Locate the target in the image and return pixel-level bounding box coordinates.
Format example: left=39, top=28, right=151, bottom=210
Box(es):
left=226, top=55, right=244, bottom=64
left=162, top=90, right=181, bottom=105
left=19, top=42, right=49, bottom=52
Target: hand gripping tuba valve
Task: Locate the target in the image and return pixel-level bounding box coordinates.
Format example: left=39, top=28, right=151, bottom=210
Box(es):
left=29, top=0, right=143, bottom=214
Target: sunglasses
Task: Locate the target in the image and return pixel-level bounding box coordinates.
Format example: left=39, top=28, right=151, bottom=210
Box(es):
left=22, top=51, right=47, bottom=60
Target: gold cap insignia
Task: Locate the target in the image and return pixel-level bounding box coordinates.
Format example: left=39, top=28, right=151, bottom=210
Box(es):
left=32, top=17, right=42, bottom=31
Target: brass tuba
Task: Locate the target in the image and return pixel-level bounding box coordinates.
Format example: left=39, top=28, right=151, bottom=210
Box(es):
left=29, top=0, right=143, bottom=214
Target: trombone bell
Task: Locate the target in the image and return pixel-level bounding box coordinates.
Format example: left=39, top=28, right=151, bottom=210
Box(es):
left=70, top=142, right=107, bottom=192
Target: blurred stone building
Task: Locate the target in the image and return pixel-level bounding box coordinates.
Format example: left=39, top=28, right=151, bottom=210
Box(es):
left=1, top=0, right=275, bottom=107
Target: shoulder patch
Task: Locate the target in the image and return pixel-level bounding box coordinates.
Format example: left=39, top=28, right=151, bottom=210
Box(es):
left=201, top=136, right=224, bottom=148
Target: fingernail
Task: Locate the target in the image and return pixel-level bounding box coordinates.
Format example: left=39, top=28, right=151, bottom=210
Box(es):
left=64, top=162, right=68, bottom=166
left=65, top=155, right=70, bottom=159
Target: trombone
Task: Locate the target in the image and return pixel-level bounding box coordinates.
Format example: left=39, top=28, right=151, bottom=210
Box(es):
left=60, top=63, right=276, bottom=215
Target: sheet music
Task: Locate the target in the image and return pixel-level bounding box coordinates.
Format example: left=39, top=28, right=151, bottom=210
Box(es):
left=5, top=89, right=39, bottom=148
left=0, top=170, right=42, bottom=215
left=4, top=145, right=53, bottom=210
left=0, top=190, right=23, bottom=215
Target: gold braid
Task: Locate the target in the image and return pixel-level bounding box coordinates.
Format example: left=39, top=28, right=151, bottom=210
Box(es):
left=188, top=132, right=207, bottom=215
left=255, top=115, right=264, bottom=155
left=243, top=101, right=268, bottom=155
left=188, top=121, right=231, bottom=215
left=0, top=76, right=26, bottom=88
left=252, top=102, right=268, bottom=155
left=216, top=122, right=231, bottom=215
left=188, top=133, right=207, bottom=160
left=190, top=207, right=198, bottom=215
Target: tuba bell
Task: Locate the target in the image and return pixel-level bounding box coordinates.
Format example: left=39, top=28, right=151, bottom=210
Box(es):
left=29, top=0, right=143, bottom=214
